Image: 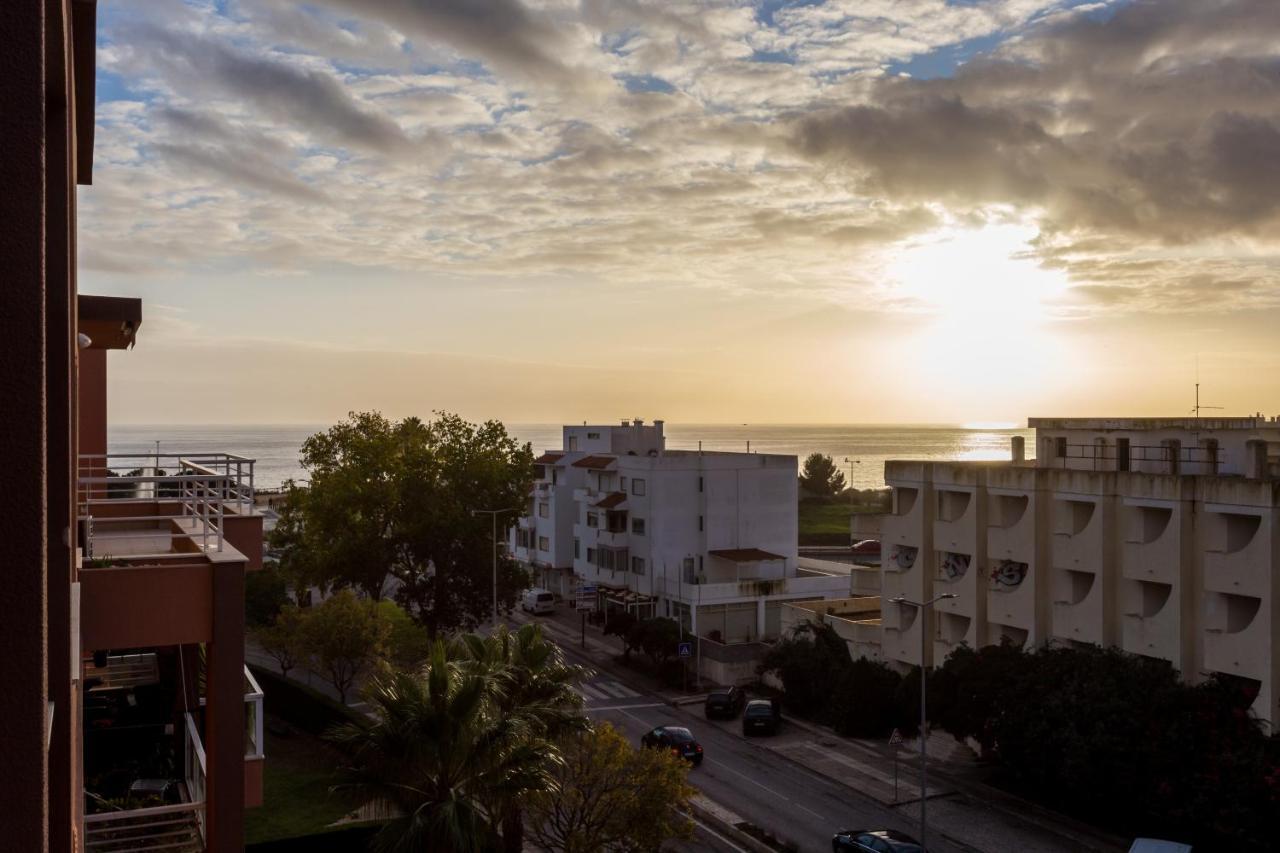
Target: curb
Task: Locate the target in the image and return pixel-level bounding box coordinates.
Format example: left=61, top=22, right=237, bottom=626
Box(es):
left=687, top=797, right=782, bottom=853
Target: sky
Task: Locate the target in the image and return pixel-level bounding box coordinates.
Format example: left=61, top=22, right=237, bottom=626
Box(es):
left=82, top=0, right=1280, bottom=425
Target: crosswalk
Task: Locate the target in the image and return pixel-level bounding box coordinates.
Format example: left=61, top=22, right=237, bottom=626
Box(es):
left=576, top=678, right=641, bottom=703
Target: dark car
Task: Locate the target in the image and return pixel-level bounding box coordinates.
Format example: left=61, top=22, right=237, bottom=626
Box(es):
left=832, top=829, right=924, bottom=853
left=741, top=699, right=781, bottom=736
left=704, top=686, right=746, bottom=719
left=641, top=726, right=704, bottom=765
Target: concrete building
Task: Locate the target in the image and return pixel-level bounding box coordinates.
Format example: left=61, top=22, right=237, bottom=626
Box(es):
left=877, top=417, right=1280, bottom=725
left=2, top=6, right=264, bottom=851
left=510, top=420, right=851, bottom=676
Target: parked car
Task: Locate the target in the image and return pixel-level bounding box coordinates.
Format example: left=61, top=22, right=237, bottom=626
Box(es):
left=1129, top=841, right=1192, bottom=853
left=521, top=588, right=555, bottom=614
left=741, top=699, right=781, bottom=736
left=704, top=686, right=746, bottom=719
left=832, top=829, right=924, bottom=852
left=641, top=726, right=704, bottom=765
left=852, top=539, right=881, bottom=555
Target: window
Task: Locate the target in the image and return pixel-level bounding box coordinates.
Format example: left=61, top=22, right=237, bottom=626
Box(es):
left=631, top=556, right=646, bottom=575
left=631, top=517, right=646, bottom=535
left=574, top=538, right=580, bottom=559
left=632, top=478, right=646, bottom=496
left=682, top=557, right=695, bottom=582
left=585, top=547, right=595, bottom=564
left=538, top=536, right=550, bottom=552
left=587, top=512, right=598, bottom=528
left=533, top=464, right=545, bottom=479
left=698, top=515, right=704, bottom=532
left=517, top=530, right=531, bottom=548
left=568, top=436, right=579, bottom=451
left=620, top=476, right=627, bottom=491
left=538, top=502, right=549, bottom=518
left=1054, top=435, right=1068, bottom=458
left=551, top=469, right=558, bottom=485
left=587, top=431, right=600, bottom=440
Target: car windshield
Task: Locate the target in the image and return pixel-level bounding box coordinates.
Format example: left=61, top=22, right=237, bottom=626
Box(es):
left=665, top=728, right=695, bottom=743
left=746, top=704, right=773, bottom=716
left=709, top=692, right=731, bottom=701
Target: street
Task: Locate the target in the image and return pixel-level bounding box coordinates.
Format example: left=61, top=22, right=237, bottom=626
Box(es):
left=556, top=639, right=961, bottom=853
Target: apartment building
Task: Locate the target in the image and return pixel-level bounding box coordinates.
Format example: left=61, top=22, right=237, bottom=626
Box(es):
left=878, top=417, right=1280, bottom=724
left=510, top=420, right=850, bottom=647
left=2, top=6, right=264, bottom=851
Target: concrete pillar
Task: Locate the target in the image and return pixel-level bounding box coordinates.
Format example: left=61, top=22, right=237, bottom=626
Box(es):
left=1010, top=436, right=1025, bottom=463
left=756, top=599, right=766, bottom=641
left=1246, top=440, right=1267, bottom=479
left=205, top=561, right=246, bottom=852
left=0, top=2, right=53, bottom=850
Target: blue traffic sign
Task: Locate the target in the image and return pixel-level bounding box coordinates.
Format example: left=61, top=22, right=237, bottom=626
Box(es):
left=677, top=642, right=692, bottom=658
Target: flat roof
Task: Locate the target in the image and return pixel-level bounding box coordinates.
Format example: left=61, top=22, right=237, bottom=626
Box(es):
left=1029, top=417, right=1278, bottom=431
left=709, top=548, right=786, bottom=562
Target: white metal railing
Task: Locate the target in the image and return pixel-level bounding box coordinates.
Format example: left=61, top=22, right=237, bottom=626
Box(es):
left=184, top=711, right=208, bottom=842
left=77, top=452, right=255, bottom=559
left=245, top=667, right=265, bottom=760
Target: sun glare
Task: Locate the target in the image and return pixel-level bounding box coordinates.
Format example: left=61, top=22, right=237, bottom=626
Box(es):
left=888, top=223, right=1069, bottom=326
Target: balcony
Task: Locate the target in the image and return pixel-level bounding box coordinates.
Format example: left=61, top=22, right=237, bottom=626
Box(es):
left=932, top=488, right=976, bottom=553
left=1202, top=508, right=1268, bottom=598
left=1121, top=501, right=1180, bottom=586
left=653, top=572, right=848, bottom=605
left=78, top=452, right=260, bottom=567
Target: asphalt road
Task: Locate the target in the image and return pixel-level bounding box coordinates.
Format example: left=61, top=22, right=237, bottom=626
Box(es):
left=557, top=643, right=961, bottom=853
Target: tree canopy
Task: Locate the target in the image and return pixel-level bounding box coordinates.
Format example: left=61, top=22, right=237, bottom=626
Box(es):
left=271, top=411, right=535, bottom=634
left=527, top=722, right=694, bottom=853
left=799, top=453, right=846, bottom=498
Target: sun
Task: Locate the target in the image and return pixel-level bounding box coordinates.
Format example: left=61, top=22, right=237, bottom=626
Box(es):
left=887, top=223, right=1068, bottom=325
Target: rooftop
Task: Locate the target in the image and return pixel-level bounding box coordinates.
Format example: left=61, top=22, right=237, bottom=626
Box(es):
left=1029, top=416, right=1280, bottom=431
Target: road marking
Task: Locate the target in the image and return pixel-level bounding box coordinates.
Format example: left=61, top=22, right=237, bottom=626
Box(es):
left=794, top=802, right=825, bottom=821
left=689, top=815, right=750, bottom=853
left=704, top=757, right=788, bottom=799
left=587, top=702, right=666, bottom=712
left=578, top=684, right=607, bottom=701
left=596, top=680, right=637, bottom=699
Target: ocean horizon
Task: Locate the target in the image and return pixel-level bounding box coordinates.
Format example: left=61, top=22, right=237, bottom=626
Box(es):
left=108, top=422, right=1035, bottom=492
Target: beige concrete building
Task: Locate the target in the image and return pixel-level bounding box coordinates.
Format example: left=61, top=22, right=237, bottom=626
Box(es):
left=877, top=417, right=1280, bottom=725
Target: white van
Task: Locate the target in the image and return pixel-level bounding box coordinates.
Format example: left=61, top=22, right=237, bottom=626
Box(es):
left=521, top=588, right=555, bottom=614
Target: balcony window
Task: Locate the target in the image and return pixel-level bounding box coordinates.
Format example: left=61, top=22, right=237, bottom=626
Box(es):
left=574, top=538, right=580, bottom=559
left=631, top=556, right=646, bottom=574
left=538, top=536, right=550, bottom=552
left=632, top=478, right=646, bottom=496
left=606, top=510, right=628, bottom=533
left=586, top=547, right=595, bottom=563
left=538, top=502, right=549, bottom=519
left=631, top=517, right=646, bottom=535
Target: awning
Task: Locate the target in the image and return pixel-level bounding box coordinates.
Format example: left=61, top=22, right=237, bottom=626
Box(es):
left=593, top=492, right=627, bottom=509
left=708, top=548, right=787, bottom=562
left=571, top=454, right=616, bottom=469
left=533, top=452, right=564, bottom=464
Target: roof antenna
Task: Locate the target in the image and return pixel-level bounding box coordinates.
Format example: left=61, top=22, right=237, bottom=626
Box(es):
left=1191, top=356, right=1222, bottom=420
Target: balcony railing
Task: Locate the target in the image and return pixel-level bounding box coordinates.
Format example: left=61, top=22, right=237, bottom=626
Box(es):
left=245, top=667, right=265, bottom=761
left=77, top=452, right=255, bottom=560
left=185, top=711, right=208, bottom=842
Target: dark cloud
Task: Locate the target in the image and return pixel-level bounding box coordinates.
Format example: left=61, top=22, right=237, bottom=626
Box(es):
left=133, top=25, right=411, bottom=154
left=793, top=0, right=1280, bottom=256
left=315, top=0, right=577, bottom=84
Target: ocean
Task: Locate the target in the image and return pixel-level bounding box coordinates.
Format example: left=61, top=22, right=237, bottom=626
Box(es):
left=108, top=423, right=1035, bottom=492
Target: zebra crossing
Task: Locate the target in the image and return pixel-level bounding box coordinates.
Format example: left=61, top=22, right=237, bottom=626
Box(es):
left=576, top=677, right=641, bottom=704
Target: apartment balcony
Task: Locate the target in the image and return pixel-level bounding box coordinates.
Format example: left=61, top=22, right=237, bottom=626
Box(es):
left=987, top=558, right=1034, bottom=631
left=78, top=452, right=262, bottom=569
left=1121, top=500, right=1181, bottom=587
left=932, top=489, right=977, bottom=554
left=880, top=484, right=923, bottom=548
left=1120, top=578, right=1181, bottom=665
left=595, top=528, right=629, bottom=547
left=1202, top=507, right=1270, bottom=599
left=653, top=572, right=848, bottom=606
left=1202, top=591, right=1267, bottom=681
left=986, top=491, right=1033, bottom=562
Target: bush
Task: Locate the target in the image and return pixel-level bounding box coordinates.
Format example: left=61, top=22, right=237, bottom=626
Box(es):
left=246, top=565, right=290, bottom=628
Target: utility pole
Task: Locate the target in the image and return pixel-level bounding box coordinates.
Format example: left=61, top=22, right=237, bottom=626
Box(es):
left=889, top=593, right=957, bottom=852
left=472, top=508, right=517, bottom=631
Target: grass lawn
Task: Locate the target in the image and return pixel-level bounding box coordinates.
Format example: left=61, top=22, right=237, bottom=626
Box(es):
left=244, top=715, right=353, bottom=845
left=799, top=501, right=855, bottom=544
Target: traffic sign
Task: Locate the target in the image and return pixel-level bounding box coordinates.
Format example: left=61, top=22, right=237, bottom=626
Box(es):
left=888, top=728, right=904, bottom=747
left=677, top=642, right=692, bottom=658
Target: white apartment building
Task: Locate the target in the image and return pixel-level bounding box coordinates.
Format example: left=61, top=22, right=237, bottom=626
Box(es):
left=510, top=420, right=850, bottom=647
left=878, top=416, right=1280, bottom=724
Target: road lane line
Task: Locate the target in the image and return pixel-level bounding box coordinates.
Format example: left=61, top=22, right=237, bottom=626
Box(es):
left=794, top=802, right=825, bottom=821
left=689, top=815, right=750, bottom=853
left=586, top=702, right=667, bottom=712
left=703, top=757, right=788, bottom=799
left=579, top=684, right=607, bottom=701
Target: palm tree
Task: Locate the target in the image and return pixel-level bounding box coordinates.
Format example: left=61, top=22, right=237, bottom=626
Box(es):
left=456, top=624, right=592, bottom=853
left=330, top=640, right=557, bottom=853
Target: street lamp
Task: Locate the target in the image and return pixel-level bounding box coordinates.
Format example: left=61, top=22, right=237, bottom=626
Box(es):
left=842, top=457, right=860, bottom=503
left=889, top=592, right=957, bottom=852
left=472, top=508, right=518, bottom=630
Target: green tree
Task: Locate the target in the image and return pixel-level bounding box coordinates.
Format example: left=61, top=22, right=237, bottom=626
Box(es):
left=602, top=612, right=639, bottom=660
left=759, top=620, right=853, bottom=719
left=271, top=411, right=535, bottom=634
left=252, top=604, right=308, bottom=680
left=245, top=564, right=290, bottom=628
left=632, top=617, right=680, bottom=668
left=303, top=590, right=389, bottom=703
left=799, top=453, right=846, bottom=498
left=331, top=642, right=558, bottom=853
left=376, top=599, right=432, bottom=670
left=527, top=722, right=695, bottom=853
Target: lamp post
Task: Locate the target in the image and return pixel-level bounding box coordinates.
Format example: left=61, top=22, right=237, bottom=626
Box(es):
left=889, top=592, right=957, bottom=852
left=472, top=508, right=518, bottom=631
